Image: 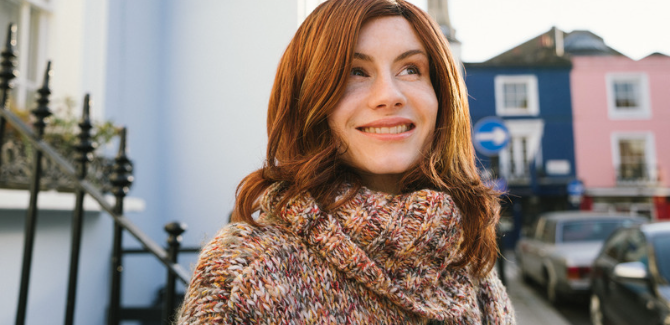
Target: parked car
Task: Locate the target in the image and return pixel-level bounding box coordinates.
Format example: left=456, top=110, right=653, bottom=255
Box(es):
left=515, top=211, right=646, bottom=304
left=590, top=222, right=670, bottom=325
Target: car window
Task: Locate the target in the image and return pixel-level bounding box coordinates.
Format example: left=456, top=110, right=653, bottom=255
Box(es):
left=533, top=219, right=545, bottom=240
left=540, top=220, right=556, bottom=243
left=652, top=235, right=670, bottom=284
left=561, top=219, right=639, bottom=243
left=602, top=229, right=630, bottom=261
left=622, top=230, right=648, bottom=267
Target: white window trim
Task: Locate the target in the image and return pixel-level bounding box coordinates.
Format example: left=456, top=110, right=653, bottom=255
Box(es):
left=611, top=132, right=657, bottom=183
left=494, top=74, right=540, bottom=116
left=605, top=73, right=651, bottom=120
left=499, top=119, right=544, bottom=179
left=10, top=0, right=51, bottom=109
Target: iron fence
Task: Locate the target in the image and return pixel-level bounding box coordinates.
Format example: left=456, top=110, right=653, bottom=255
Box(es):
left=0, top=23, right=195, bottom=325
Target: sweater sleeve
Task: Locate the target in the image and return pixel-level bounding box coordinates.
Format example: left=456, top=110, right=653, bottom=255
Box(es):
left=175, top=223, right=263, bottom=324
left=477, top=268, right=517, bottom=325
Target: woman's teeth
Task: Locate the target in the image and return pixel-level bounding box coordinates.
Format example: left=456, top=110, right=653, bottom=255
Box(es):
left=361, top=124, right=410, bottom=134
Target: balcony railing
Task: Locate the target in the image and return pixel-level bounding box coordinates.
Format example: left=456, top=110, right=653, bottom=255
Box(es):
left=616, top=163, right=659, bottom=185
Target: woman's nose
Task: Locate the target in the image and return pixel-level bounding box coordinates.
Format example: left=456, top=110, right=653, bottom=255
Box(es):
left=367, top=73, right=406, bottom=110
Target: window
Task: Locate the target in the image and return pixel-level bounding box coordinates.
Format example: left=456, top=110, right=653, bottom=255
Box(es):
left=498, top=119, right=544, bottom=181
left=494, top=75, right=539, bottom=116
left=561, top=220, right=638, bottom=243
left=0, top=0, right=50, bottom=110
left=540, top=220, right=556, bottom=243
left=622, top=230, right=648, bottom=265
left=603, top=229, right=630, bottom=261
left=611, top=132, right=657, bottom=184
left=606, top=73, right=651, bottom=119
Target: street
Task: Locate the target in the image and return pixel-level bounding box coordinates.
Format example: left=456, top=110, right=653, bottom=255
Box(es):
left=503, top=251, right=591, bottom=325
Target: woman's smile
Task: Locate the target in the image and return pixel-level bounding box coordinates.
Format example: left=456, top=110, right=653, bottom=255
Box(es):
left=357, top=117, right=415, bottom=137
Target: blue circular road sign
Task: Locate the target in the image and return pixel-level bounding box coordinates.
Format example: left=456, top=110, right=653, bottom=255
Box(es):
left=567, top=179, right=585, bottom=196
left=472, top=117, right=510, bottom=156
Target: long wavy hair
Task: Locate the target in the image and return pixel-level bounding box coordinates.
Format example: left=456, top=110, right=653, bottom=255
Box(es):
left=232, top=0, right=500, bottom=277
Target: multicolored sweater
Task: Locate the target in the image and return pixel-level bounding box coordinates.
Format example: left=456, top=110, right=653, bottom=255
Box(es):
left=176, top=185, right=515, bottom=324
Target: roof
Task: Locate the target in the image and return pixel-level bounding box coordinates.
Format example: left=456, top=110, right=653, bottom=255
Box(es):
left=563, top=30, right=623, bottom=56
left=642, top=52, right=670, bottom=59
left=464, top=27, right=623, bottom=68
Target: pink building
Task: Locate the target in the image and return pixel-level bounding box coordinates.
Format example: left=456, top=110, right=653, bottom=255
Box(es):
left=571, top=53, right=670, bottom=219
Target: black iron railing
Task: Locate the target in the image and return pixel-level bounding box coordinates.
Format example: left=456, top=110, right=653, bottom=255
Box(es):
left=616, top=163, right=658, bottom=185
left=1, top=23, right=194, bottom=325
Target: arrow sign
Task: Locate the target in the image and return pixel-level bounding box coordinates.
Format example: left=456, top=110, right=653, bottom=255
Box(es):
left=567, top=179, right=584, bottom=196
left=472, top=117, right=510, bottom=156
left=475, top=127, right=508, bottom=145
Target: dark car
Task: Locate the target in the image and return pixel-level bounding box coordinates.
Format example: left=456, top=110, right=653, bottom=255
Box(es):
left=590, top=222, right=670, bottom=325
left=515, top=211, right=646, bottom=304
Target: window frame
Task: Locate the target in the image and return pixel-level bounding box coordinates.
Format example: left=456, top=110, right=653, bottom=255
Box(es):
left=494, top=74, right=540, bottom=116
left=611, top=132, right=657, bottom=184
left=605, top=72, right=651, bottom=120
left=498, top=119, right=544, bottom=180
left=2, top=0, right=51, bottom=110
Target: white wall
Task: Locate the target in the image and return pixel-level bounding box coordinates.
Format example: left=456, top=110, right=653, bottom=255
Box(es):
left=0, top=209, right=112, bottom=325
left=49, top=0, right=109, bottom=120
left=105, top=0, right=299, bottom=314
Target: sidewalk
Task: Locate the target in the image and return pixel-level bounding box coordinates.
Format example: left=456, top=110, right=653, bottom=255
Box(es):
left=501, top=253, right=573, bottom=325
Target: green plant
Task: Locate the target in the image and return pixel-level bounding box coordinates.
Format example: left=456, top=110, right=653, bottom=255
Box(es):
left=45, top=96, right=119, bottom=153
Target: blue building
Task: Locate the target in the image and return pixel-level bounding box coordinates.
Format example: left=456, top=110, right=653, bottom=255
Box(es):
left=464, top=27, right=579, bottom=247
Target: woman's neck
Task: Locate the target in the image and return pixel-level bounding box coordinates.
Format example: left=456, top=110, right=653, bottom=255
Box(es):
left=358, top=173, right=403, bottom=194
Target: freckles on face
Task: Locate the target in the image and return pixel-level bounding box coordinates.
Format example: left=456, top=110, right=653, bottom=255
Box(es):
left=328, top=16, right=438, bottom=190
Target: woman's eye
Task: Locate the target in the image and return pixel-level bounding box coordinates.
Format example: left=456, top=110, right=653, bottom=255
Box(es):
left=400, top=65, right=420, bottom=76
left=351, top=68, right=367, bottom=77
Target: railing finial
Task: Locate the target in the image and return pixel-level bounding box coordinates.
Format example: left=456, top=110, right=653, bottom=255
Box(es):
left=1, top=23, right=18, bottom=107
left=31, top=61, right=52, bottom=135
left=111, top=127, right=133, bottom=198
left=0, top=23, right=19, bottom=171
left=74, top=93, right=95, bottom=170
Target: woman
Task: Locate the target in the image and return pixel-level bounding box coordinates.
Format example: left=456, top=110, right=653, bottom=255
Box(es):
left=177, top=0, right=515, bottom=324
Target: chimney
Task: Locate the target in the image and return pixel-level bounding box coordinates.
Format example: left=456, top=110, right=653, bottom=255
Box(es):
left=555, top=27, right=564, bottom=56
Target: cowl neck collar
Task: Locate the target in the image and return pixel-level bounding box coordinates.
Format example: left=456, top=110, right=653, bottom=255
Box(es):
left=259, top=183, right=495, bottom=322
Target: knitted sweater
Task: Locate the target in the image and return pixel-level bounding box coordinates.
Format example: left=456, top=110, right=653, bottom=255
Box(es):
left=176, top=185, right=515, bottom=324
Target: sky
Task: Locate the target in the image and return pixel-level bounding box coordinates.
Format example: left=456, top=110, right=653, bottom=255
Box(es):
left=412, top=0, right=670, bottom=62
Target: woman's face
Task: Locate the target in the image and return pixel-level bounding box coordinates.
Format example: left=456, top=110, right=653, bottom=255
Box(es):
left=328, top=16, right=438, bottom=193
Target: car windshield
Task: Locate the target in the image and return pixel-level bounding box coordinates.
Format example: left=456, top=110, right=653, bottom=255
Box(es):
left=653, top=235, right=670, bottom=284
left=561, top=219, right=639, bottom=243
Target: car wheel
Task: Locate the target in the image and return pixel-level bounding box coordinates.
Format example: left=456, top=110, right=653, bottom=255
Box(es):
left=590, top=293, right=607, bottom=325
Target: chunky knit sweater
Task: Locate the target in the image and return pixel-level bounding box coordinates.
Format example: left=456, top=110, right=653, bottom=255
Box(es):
left=177, top=185, right=515, bottom=324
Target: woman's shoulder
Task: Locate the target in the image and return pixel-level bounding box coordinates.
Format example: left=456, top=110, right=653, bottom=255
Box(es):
left=177, top=221, right=303, bottom=323
left=195, top=220, right=298, bottom=273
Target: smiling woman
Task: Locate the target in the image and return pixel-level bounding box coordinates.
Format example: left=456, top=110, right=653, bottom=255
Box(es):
left=328, top=16, right=438, bottom=193
left=176, top=0, right=515, bottom=324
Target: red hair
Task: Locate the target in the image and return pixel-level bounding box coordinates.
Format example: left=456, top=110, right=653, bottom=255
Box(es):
left=232, top=0, right=500, bottom=277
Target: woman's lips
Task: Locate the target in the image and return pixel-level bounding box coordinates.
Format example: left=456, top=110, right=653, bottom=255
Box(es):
left=356, top=117, right=415, bottom=138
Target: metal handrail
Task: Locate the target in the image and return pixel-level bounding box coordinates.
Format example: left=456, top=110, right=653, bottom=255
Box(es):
left=0, top=106, right=191, bottom=283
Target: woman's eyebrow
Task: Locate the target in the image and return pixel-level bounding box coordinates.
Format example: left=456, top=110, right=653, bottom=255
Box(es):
left=395, top=49, right=426, bottom=62
left=352, top=49, right=426, bottom=63
left=353, top=52, right=372, bottom=61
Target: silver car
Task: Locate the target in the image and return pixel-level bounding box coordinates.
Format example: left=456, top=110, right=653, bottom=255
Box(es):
left=515, top=211, right=646, bottom=304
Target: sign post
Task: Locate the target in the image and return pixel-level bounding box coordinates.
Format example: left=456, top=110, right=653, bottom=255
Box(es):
left=567, top=179, right=585, bottom=208
left=473, top=117, right=511, bottom=285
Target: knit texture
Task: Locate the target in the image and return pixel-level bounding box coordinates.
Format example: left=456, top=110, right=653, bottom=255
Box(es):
left=176, top=184, right=515, bottom=324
